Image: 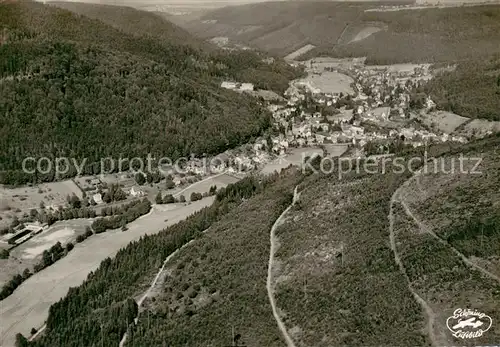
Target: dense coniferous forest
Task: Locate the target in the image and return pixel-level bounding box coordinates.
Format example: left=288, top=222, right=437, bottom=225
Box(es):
left=299, top=5, right=500, bottom=64
left=423, top=56, right=500, bottom=121
left=25, top=173, right=299, bottom=347
left=0, top=1, right=302, bottom=185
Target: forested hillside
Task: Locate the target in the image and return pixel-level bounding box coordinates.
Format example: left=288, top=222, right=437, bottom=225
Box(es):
left=48, top=1, right=208, bottom=49
left=25, top=171, right=301, bottom=347
left=270, top=135, right=500, bottom=346
left=183, top=1, right=500, bottom=63
left=0, top=1, right=302, bottom=185
left=179, top=2, right=500, bottom=121
left=23, top=134, right=500, bottom=346
left=423, top=56, right=500, bottom=121
left=323, top=5, right=500, bottom=64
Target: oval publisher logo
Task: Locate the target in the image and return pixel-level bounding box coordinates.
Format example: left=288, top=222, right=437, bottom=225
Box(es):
left=446, top=308, right=493, bottom=339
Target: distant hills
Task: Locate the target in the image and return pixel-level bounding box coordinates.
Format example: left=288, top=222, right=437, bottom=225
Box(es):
left=175, top=0, right=500, bottom=121
left=48, top=1, right=207, bottom=49
left=178, top=1, right=500, bottom=63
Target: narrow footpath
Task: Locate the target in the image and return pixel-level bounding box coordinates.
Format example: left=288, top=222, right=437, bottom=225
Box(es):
left=266, top=186, right=300, bottom=347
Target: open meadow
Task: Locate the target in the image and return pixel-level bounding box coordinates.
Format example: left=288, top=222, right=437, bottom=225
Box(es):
left=173, top=173, right=239, bottom=200
left=0, top=181, right=82, bottom=229
left=0, top=197, right=215, bottom=347
left=0, top=219, right=92, bottom=288
left=295, top=70, right=355, bottom=95
left=260, top=147, right=324, bottom=175
left=0, top=171, right=235, bottom=347
left=415, top=110, right=470, bottom=134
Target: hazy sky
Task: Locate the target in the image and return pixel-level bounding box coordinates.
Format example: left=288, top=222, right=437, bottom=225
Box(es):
left=40, top=0, right=290, bottom=11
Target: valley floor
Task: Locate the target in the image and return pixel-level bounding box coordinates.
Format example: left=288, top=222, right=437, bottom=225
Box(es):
left=0, top=174, right=231, bottom=347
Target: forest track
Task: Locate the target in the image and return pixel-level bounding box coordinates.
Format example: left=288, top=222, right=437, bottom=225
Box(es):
left=266, top=185, right=300, bottom=347
left=388, top=182, right=439, bottom=347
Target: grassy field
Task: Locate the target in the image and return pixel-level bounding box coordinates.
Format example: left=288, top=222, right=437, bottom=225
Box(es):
left=415, top=111, right=470, bottom=134
left=0, top=195, right=215, bottom=347
left=294, top=66, right=355, bottom=94
left=260, top=148, right=324, bottom=175
left=173, top=173, right=239, bottom=200
left=0, top=180, right=82, bottom=229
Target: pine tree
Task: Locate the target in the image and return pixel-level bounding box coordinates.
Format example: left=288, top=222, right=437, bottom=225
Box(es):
left=155, top=192, right=163, bottom=205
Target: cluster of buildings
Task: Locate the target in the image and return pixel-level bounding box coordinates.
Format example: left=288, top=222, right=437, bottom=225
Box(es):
left=350, top=65, right=432, bottom=117
left=264, top=63, right=467, bottom=156
left=133, top=63, right=468, bottom=184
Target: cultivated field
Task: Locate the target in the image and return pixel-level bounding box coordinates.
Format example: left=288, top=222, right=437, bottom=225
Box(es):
left=416, top=110, right=470, bottom=134
left=0, top=173, right=234, bottom=347
left=0, top=180, right=82, bottom=229
left=260, top=148, right=323, bottom=175
left=0, top=219, right=92, bottom=287
left=0, top=197, right=215, bottom=347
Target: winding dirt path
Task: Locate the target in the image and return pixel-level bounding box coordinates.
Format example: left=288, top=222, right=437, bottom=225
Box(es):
left=389, top=168, right=500, bottom=347
left=399, top=175, right=500, bottom=284
left=266, top=186, right=299, bottom=347
left=388, top=186, right=439, bottom=347
left=119, top=238, right=197, bottom=347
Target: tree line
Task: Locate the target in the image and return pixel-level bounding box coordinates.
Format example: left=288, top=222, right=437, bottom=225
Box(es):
left=1, top=198, right=152, bottom=302
left=0, top=1, right=303, bottom=186
left=24, top=173, right=293, bottom=346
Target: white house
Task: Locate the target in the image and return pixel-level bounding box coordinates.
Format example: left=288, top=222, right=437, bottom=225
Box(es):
left=92, top=193, right=103, bottom=205
left=426, top=96, right=436, bottom=109
left=279, top=140, right=289, bottom=149
left=130, top=187, right=145, bottom=197
left=315, top=134, right=326, bottom=144
left=221, top=81, right=237, bottom=90
left=240, top=83, right=254, bottom=91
